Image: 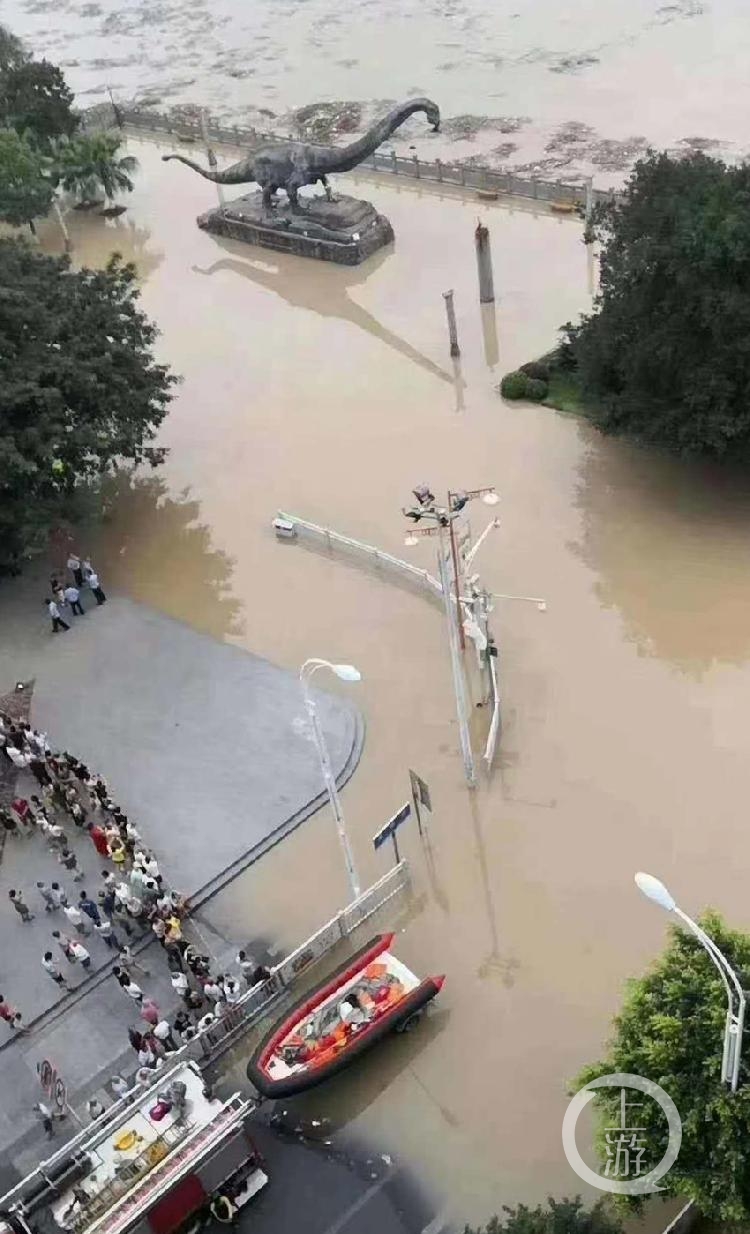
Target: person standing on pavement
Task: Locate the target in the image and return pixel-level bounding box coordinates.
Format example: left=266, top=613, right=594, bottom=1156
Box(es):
left=88, top=822, right=110, bottom=859
left=153, top=1020, right=178, bottom=1052
left=45, top=598, right=70, bottom=633
left=63, top=902, right=91, bottom=936
left=42, top=952, right=70, bottom=991
left=86, top=567, right=107, bottom=606
left=67, top=553, right=84, bottom=588
left=37, top=882, right=57, bottom=912
left=69, top=939, right=92, bottom=969
left=0, top=996, right=24, bottom=1031
left=49, top=882, right=68, bottom=910
left=51, top=930, right=76, bottom=964
left=119, top=943, right=150, bottom=978
left=34, top=1101, right=55, bottom=1139
left=79, top=891, right=102, bottom=927
left=63, top=584, right=85, bottom=616
left=9, top=890, right=34, bottom=922
left=94, top=917, right=121, bottom=949
left=59, top=848, right=84, bottom=882
left=110, top=1075, right=130, bottom=1102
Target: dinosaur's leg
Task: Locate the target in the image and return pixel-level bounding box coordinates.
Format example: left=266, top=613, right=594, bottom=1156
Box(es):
left=261, top=183, right=274, bottom=210
left=321, top=175, right=333, bottom=202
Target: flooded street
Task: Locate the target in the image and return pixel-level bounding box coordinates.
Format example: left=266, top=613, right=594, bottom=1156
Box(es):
left=33, top=141, right=750, bottom=1227
left=4, top=0, right=750, bottom=182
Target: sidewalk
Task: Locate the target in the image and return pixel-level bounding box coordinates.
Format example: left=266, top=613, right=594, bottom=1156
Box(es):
left=0, top=568, right=364, bottom=1184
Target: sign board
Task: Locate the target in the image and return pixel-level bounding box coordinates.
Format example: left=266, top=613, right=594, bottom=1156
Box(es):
left=409, top=770, right=432, bottom=834
left=373, top=802, right=411, bottom=864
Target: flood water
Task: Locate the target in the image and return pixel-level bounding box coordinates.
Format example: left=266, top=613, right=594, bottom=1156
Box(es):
left=4, top=0, right=750, bottom=182
left=32, top=141, right=750, bottom=1229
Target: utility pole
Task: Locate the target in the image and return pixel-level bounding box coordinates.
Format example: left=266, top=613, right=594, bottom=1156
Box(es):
left=474, top=220, right=495, bottom=303
left=200, top=109, right=224, bottom=207
left=443, top=289, right=460, bottom=357
left=436, top=523, right=477, bottom=789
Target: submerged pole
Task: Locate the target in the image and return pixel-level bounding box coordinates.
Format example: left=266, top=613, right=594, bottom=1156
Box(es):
left=443, top=289, right=460, bottom=357
left=474, top=220, right=495, bottom=303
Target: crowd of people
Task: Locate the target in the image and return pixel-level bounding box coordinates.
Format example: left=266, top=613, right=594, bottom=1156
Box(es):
left=45, top=552, right=107, bottom=633
left=0, top=711, right=271, bottom=1124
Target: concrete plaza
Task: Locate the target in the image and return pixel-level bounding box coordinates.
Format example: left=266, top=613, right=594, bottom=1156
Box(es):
left=0, top=567, right=363, bottom=1183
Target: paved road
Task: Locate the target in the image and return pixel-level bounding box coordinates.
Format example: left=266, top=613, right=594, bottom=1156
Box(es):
left=218, top=1121, right=450, bottom=1234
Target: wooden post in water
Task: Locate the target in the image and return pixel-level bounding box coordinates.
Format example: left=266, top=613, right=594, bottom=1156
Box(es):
left=443, top=290, right=460, bottom=357
left=475, top=219, right=495, bottom=304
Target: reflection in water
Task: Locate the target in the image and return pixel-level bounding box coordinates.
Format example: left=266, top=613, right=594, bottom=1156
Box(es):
left=92, top=471, right=244, bottom=639
left=191, top=237, right=453, bottom=386
left=469, top=796, right=520, bottom=984
left=38, top=211, right=165, bottom=283
left=574, top=428, right=750, bottom=672
left=480, top=301, right=499, bottom=370
left=451, top=355, right=467, bottom=412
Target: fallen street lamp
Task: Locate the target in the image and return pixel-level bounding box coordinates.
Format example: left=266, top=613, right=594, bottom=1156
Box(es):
left=635, top=871, right=746, bottom=1092
left=300, top=659, right=362, bottom=900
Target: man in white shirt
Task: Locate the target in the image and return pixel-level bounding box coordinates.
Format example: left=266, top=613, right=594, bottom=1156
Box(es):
left=63, top=585, right=84, bottom=616
left=86, top=571, right=107, bottom=606
left=44, top=598, right=70, bottom=633
left=63, top=903, right=91, bottom=935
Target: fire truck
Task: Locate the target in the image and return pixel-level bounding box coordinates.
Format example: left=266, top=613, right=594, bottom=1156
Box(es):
left=0, top=1062, right=267, bottom=1234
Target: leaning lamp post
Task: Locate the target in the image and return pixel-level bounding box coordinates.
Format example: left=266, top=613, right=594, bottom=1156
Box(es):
left=300, top=659, right=362, bottom=901
left=634, top=871, right=746, bottom=1092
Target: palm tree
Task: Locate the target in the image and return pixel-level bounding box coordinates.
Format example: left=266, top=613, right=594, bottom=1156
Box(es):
left=48, top=132, right=138, bottom=210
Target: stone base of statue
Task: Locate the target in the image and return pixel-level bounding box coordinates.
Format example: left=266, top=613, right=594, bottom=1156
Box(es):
left=197, top=191, right=394, bottom=266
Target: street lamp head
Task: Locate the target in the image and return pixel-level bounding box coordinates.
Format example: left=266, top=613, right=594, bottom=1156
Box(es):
left=451, top=490, right=469, bottom=513
left=332, top=664, right=361, bottom=683
left=412, top=484, right=435, bottom=508
left=634, top=871, right=676, bottom=913
left=481, top=490, right=500, bottom=507
left=404, top=533, right=419, bottom=547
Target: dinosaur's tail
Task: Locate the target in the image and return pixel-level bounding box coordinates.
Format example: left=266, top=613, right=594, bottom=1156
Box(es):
left=162, top=153, right=254, bottom=185
left=317, top=98, right=441, bottom=174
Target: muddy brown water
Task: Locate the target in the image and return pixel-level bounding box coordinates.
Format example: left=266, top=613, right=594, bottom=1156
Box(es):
left=33, top=142, right=750, bottom=1228
left=5, top=0, right=750, bottom=183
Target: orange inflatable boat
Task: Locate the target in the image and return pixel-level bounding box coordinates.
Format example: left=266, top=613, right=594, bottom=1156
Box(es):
left=246, top=933, right=444, bottom=1098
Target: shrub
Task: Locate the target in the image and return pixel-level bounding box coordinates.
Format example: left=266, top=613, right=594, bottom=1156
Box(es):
left=499, top=370, right=549, bottom=402
left=524, top=377, right=548, bottom=401
left=520, top=360, right=550, bottom=382
left=500, top=370, right=529, bottom=399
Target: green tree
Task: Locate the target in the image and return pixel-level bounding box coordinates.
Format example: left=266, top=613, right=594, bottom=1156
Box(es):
left=0, top=23, right=26, bottom=73
left=0, top=127, right=53, bottom=227
left=574, top=910, right=750, bottom=1223
left=49, top=132, right=137, bottom=207
left=0, top=238, right=177, bottom=574
left=565, top=151, right=750, bottom=456
left=464, top=1198, right=622, bottom=1234
left=0, top=56, right=76, bottom=146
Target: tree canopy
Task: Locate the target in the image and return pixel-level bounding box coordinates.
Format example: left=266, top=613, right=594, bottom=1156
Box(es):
left=49, top=132, right=138, bottom=203
left=0, top=127, right=53, bottom=225
left=464, top=1198, right=621, bottom=1234
left=565, top=151, right=750, bottom=456
left=574, top=910, right=750, bottom=1223
left=0, top=238, right=177, bottom=575
left=0, top=55, right=76, bottom=146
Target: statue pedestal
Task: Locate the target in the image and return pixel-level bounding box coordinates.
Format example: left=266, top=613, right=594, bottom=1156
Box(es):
left=197, top=192, right=394, bottom=266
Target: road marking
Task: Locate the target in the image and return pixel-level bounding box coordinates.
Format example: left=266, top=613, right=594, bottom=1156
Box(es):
left=421, top=1215, right=449, bottom=1234
left=321, top=1173, right=393, bottom=1234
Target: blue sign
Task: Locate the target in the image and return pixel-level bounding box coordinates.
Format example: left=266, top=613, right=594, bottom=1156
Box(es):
left=373, top=802, right=411, bottom=862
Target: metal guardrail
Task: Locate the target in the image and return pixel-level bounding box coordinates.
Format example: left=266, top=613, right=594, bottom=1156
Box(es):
left=92, top=104, right=620, bottom=210
left=0, top=861, right=411, bottom=1211
left=275, top=509, right=443, bottom=602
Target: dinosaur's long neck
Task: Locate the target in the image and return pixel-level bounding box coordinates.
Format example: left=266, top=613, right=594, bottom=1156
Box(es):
left=162, top=153, right=254, bottom=184
left=317, top=98, right=440, bottom=173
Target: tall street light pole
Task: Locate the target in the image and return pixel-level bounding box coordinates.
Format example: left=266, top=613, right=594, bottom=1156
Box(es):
left=403, top=485, right=497, bottom=790
left=635, top=872, right=746, bottom=1092
left=300, top=658, right=362, bottom=901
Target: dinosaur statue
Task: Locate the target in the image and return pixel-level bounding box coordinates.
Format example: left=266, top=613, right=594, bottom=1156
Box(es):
left=162, top=98, right=440, bottom=210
